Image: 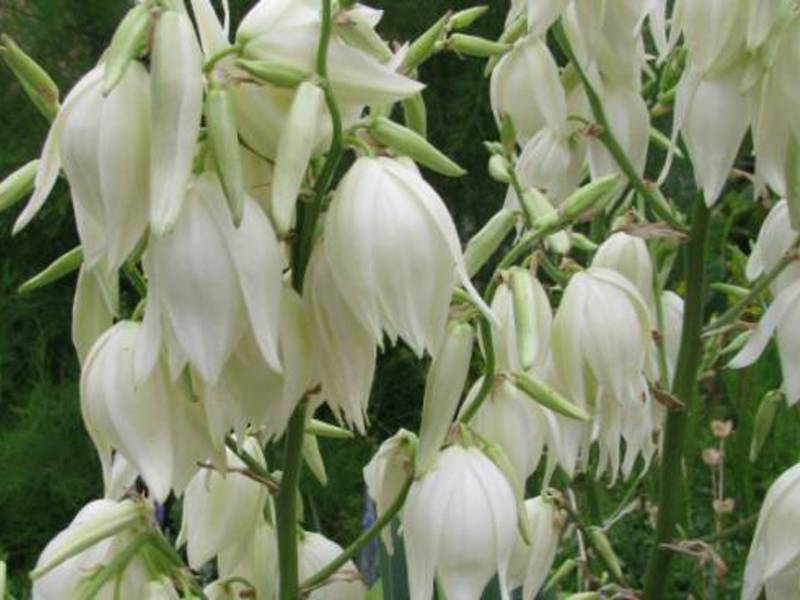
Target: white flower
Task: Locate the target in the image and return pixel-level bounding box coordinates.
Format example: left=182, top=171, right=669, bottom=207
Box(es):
left=13, top=63, right=150, bottom=272
left=742, top=463, right=800, bottom=600
left=403, top=445, right=518, bottom=600
left=512, top=127, right=585, bottom=204
left=323, top=156, right=493, bottom=357
left=661, top=290, right=685, bottom=385
left=179, top=438, right=268, bottom=569
left=81, top=321, right=219, bottom=502
left=677, top=0, right=747, bottom=75
left=215, top=518, right=278, bottom=600
left=32, top=500, right=156, bottom=600
left=592, top=231, right=654, bottom=307
left=461, top=377, right=561, bottom=486
left=508, top=497, right=563, bottom=598
left=299, top=532, right=365, bottom=600
left=490, top=36, right=567, bottom=144
left=137, top=172, right=283, bottom=386
left=304, top=244, right=376, bottom=432
left=363, top=430, right=415, bottom=551
left=745, top=200, right=800, bottom=294
left=72, top=265, right=117, bottom=365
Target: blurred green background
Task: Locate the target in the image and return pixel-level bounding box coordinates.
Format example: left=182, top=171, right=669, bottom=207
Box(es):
left=1, top=1, right=799, bottom=598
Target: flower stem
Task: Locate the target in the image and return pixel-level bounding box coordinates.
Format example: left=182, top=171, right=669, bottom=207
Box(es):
left=642, top=199, right=711, bottom=599
left=300, top=475, right=414, bottom=593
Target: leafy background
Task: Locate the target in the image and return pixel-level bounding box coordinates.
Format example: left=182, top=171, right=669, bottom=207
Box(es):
left=0, top=1, right=799, bottom=598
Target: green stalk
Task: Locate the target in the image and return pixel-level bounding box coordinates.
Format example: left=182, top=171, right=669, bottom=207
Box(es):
left=642, top=200, right=711, bottom=599
left=301, top=476, right=413, bottom=593
left=278, top=1, right=339, bottom=598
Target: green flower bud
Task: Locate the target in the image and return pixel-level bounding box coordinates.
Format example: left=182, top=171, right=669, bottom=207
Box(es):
left=18, top=246, right=83, bottom=295
left=509, top=267, right=540, bottom=370
left=402, top=92, right=428, bottom=138
left=511, top=371, right=591, bottom=422
left=570, top=232, right=599, bottom=252
left=565, top=593, right=600, bottom=600
left=721, top=330, right=752, bottom=356
left=303, top=434, right=328, bottom=486
left=481, top=440, right=533, bottom=545
left=447, top=6, right=489, bottom=30
left=463, top=208, right=516, bottom=277
left=306, top=419, right=354, bottom=440
left=522, top=187, right=558, bottom=227
left=0, top=34, right=60, bottom=121
left=207, top=87, right=245, bottom=226
left=416, top=321, right=475, bottom=476
left=587, top=525, right=623, bottom=580
left=488, top=154, right=510, bottom=183
left=401, top=15, right=448, bottom=73
left=0, top=159, right=38, bottom=214
left=334, top=10, right=393, bottom=62
left=710, top=282, right=750, bottom=300
left=750, top=390, right=784, bottom=462
left=102, top=4, right=151, bottom=96
left=236, top=58, right=311, bottom=89
left=543, top=558, right=578, bottom=592
left=369, top=117, right=466, bottom=177
left=649, top=126, right=685, bottom=159
left=562, top=174, right=621, bottom=221
left=30, top=500, right=148, bottom=580
left=449, top=34, right=511, bottom=58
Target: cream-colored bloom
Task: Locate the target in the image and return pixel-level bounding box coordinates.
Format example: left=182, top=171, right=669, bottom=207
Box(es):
left=300, top=532, right=366, bottom=599
left=508, top=497, right=563, bottom=598
left=592, top=232, right=654, bottom=307
left=403, top=445, right=518, bottom=600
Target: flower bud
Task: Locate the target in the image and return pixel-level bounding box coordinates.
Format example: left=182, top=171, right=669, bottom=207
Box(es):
left=750, top=391, right=784, bottom=462
left=306, top=419, right=354, bottom=440
left=334, top=9, right=393, bottom=62
left=509, top=267, right=544, bottom=370
left=102, top=4, right=151, bottom=96
left=586, top=526, right=623, bottom=580
left=592, top=231, right=654, bottom=306
left=402, top=92, right=428, bottom=138
left=484, top=15, right=528, bottom=76
left=272, top=81, right=325, bottom=234
left=149, top=9, right=204, bottom=235
left=416, top=322, right=475, bottom=475
left=511, top=371, right=591, bottom=422
left=521, top=187, right=571, bottom=254
left=488, top=154, right=511, bottom=183
left=30, top=499, right=147, bottom=580
left=236, top=58, right=311, bottom=89
left=0, top=159, right=38, bottom=213
left=561, top=174, right=621, bottom=220
left=401, top=15, right=448, bottom=73
left=18, top=245, right=83, bottom=294
left=544, top=558, right=578, bottom=592
left=207, top=87, right=246, bottom=226
left=463, top=208, right=516, bottom=277
left=448, top=6, right=489, bottom=30
left=303, top=433, right=328, bottom=485
left=449, top=34, right=511, bottom=58
left=0, top=34, right=59, bottom=121
left=369, top=117, right=466, bottom=177
left=570, top=232, right=598, bottom=252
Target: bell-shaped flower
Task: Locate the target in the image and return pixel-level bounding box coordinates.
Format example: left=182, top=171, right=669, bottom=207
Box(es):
left=299, top=532, right=366, bottom=599
left=403, top=445, right=518, bottom=600
left=13, top=63, right=150, bottom=272
left=677, top=0, right=747, bottom=75
left=745, top=200, right=800, bottom=294
left=511, top=126, right=586, bottom=204
left=524, top=0, right=570, bottom=36
left=507, top=497, right=563, bottom=598
left=137, top=172, right=283, bottom=386
left=490, top=35, right=567, bottom=144
left=742, top=463, right=800, bottom=600
left=148, top=8, right=204, bottom=234
left=323, top=156, right=493, bottom=358
left=32, top=499, right=157, bottom=599
left=592, top=231, right=654, bottom=307
left=200, top=286, right=315, bottom=445
left=179, top=438, right=268, bottom=569
left=461, top=377, right=561, bottom=486
left=730, top=277, right=800, bottom=405
left=237, top=1, right=421, bottom=103
left=364, top=430, right=416, bottom=552
left=81, top=321, right=219, bottom=502
left=304, top=244, right=376, bottom=432
left=215, top=518, right=278, bottom=600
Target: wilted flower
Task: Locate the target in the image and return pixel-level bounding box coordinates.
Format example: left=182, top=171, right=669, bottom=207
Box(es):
left=179, top=438, right=268, bottom=570
left=299, top=532, right=366, bottom=599
left=323, top=156, right=493, bottom=357
left=81, top=321, right=219, bottom=502
left=743, top=463, right=800, bottom=600
left=137, top=172, right=283, bottom=386
left=403, top=445, right=518, bottom=600
left=507, top=497, right=563, bottom=598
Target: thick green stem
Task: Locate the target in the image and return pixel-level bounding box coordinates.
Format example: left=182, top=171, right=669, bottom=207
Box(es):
left=275, top=402, right=309, bottom=600
left=642, top=200, right=711, bottom=599
left=301, top=476, right=414, bottom=593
